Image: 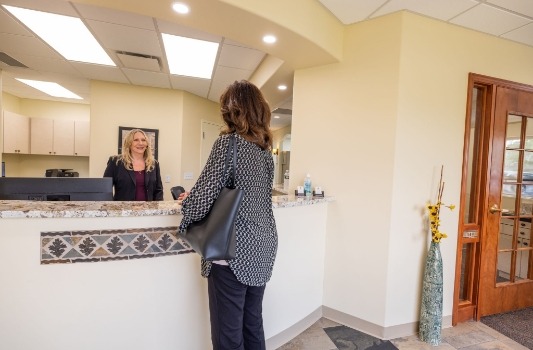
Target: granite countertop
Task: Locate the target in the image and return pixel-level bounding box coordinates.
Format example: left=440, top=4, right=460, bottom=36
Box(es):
left=0, top=195, right=334, bottom=219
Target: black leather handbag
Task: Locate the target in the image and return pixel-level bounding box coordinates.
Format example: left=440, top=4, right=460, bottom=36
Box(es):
left=179, top=135, right=243, bottom=260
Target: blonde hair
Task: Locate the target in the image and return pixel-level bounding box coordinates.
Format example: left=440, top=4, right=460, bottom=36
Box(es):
left=119, top=129, right=156, bottom=171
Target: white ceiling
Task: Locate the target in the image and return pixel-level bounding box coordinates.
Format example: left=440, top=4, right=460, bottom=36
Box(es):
left=318, top=0, right=533, bottom=46
left=1, top=0, right=533, bottom=130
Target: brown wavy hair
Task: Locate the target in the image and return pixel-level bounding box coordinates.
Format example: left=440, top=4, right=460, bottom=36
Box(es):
left=119, top=129, right=156, bottom=171
left=220, top=80, right=273, bottom=150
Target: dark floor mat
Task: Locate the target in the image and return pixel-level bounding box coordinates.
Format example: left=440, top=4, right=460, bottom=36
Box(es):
left=481, top=307, right=533, bottom=349
left=324, top=325, right=398, bottom=350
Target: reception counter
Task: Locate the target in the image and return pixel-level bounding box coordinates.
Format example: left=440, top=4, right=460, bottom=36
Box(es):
left=0, top=196, right=333, bottom=350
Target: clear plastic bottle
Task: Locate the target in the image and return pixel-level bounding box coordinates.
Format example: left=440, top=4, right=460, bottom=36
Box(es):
left=304, top=173, right=312, bottom=197
left=283, top=170, right=290, bottom=191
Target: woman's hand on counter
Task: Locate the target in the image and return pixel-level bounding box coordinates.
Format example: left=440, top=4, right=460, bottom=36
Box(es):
left=178, top=191, right=190, bottom=201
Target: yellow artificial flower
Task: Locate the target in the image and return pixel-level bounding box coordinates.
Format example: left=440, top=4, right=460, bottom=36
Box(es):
left=427, top=167, right=455, bottom=243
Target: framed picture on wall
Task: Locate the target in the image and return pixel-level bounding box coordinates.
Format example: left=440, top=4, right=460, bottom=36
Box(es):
left=118, top=126, right=159, bottom=160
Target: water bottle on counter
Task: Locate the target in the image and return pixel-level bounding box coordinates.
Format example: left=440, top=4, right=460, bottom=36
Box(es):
left=283, top=170, right=290, bottom=191
left=304, top=173, right=312, bottom=197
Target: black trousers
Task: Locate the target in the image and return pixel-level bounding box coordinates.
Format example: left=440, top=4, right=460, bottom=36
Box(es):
left=208, top=264, right=267, bottom=350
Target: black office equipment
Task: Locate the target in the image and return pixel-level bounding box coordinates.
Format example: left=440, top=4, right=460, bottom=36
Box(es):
left=0, top=177, right=113, bottom=201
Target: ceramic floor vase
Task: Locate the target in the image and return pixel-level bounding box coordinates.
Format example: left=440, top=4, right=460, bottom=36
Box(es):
left=419, top=241, right=443, bottom=345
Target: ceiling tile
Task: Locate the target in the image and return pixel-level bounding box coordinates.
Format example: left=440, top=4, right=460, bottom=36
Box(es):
left=86, top=20, right=163, bottom=57
left=208, top=66, right=252, bottom=101
left=169, top=75, right=210, bottom=98
left=317, top=0, right=388, bottom=24
left=218, top=44, right=265, bottom=71
left=502, top=22, right=533, bottom=47
left=156, top=19, right=222, bottom=43
left=0, top=32, right=60, bottom=58
left=487, top=0, right=533, bottom=18
left=450, top=3, right=531, bottom=36
left=9, top=54, right=84, bottom=77
left=0, top=6, right=32, bottom=35
left=73, top=3, right=155, bottom=30
left=373, top=0, right=479, bottom=21
left=0, top=0, right=78, bottom=16
left=122, top=69, right=171, bottom=89
left=69, top=62, right=129, bottom=84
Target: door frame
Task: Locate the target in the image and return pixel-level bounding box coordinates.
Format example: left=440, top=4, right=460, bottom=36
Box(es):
left=453, top=73, right=533, bottom=324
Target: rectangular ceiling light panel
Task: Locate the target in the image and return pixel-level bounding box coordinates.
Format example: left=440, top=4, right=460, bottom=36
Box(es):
left=16, top=78, right=83, bottom=100
left=3, top=5, right=114, bottom=66
left=162, top=33, right=219, bottom=79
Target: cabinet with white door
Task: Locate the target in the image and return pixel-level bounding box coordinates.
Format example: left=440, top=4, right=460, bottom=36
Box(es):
left=30, top=118, right=77, bottom=156
left=3, top=111, right=30, bottom=154
left=74, top=120, right=90, bottom=156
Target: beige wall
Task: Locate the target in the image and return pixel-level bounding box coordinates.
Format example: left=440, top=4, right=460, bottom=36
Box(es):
left=291, top=11, right=533, bottom=333
left=89, top=81, right=183, bottom=200
left=19, top=99, right=90, bottom=121
left=180, top=92, right=221, bottom=190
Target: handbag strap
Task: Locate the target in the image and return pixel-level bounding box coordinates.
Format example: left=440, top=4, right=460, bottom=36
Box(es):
left=223, top=134, right=237, bottom=189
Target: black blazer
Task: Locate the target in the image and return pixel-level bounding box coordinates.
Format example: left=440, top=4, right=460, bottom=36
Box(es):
left=103, top=156, right=164, bottom=201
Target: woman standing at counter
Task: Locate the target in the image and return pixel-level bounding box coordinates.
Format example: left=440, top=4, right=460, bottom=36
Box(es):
left=103, top=129, right=163, bottom=201
left=179, top=80, right=277, bottom=350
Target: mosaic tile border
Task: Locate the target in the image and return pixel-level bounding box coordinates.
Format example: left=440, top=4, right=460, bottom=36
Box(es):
left=41, top=226, right=194, bottom=264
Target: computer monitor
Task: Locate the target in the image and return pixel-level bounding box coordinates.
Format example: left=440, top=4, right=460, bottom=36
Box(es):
left=0, top=177, right=113, bottom=201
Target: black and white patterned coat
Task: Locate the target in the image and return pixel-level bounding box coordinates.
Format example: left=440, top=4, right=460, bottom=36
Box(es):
left=179, top=133, right=278, bottom=286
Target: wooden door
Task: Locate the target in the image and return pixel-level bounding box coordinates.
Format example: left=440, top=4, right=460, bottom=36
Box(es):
left=480, top=86, right=533, bottom=316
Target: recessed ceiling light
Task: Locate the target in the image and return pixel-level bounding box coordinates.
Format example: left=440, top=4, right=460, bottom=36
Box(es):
left=263, top=35, right=277, bottom=44
left=16, top=79, right=83, bottom=100
left=3, top=5, right=114, bottom=66
left=162, top=33, right=219, bottom=79
left=172, top=2, right=190, bottom=14
left=274, top=115, right=280, bottom=119
left=278, top=84, right=287, bottom=90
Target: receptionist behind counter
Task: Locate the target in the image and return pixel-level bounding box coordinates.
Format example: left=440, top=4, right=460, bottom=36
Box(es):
left=103, top=128, right=163, bottom=201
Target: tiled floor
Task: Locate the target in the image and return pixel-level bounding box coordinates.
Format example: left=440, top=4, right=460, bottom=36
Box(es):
left=276, top=317, right=530, bottom=350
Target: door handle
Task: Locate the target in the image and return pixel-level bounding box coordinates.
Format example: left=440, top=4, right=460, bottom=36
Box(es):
left=489, top=204, right=508, bottom=214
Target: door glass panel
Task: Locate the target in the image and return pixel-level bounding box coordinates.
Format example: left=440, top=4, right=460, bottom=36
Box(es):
left=525, top=120, right=533, bottom=149
left=515, top=251, right=526, bottom=281
left=501, top=185, right=516, bottom=214
left=459, top=243, right=474, bottom=301
left=499, top=218, right=513, bottom=250
left=499, top=114, right=531, bottom=285
left=519, top=225, right=531, bottom=242
left=497, top=251, right=512, bottom=283
left=463, top=86, right=483, bottom=224
left=520, top=248, right=531, bottom=280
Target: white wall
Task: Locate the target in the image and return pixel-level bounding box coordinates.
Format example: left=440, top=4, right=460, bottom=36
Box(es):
left=291, top=11, right=533, bottom=335
left=292, top=13, right=402, bottom=328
